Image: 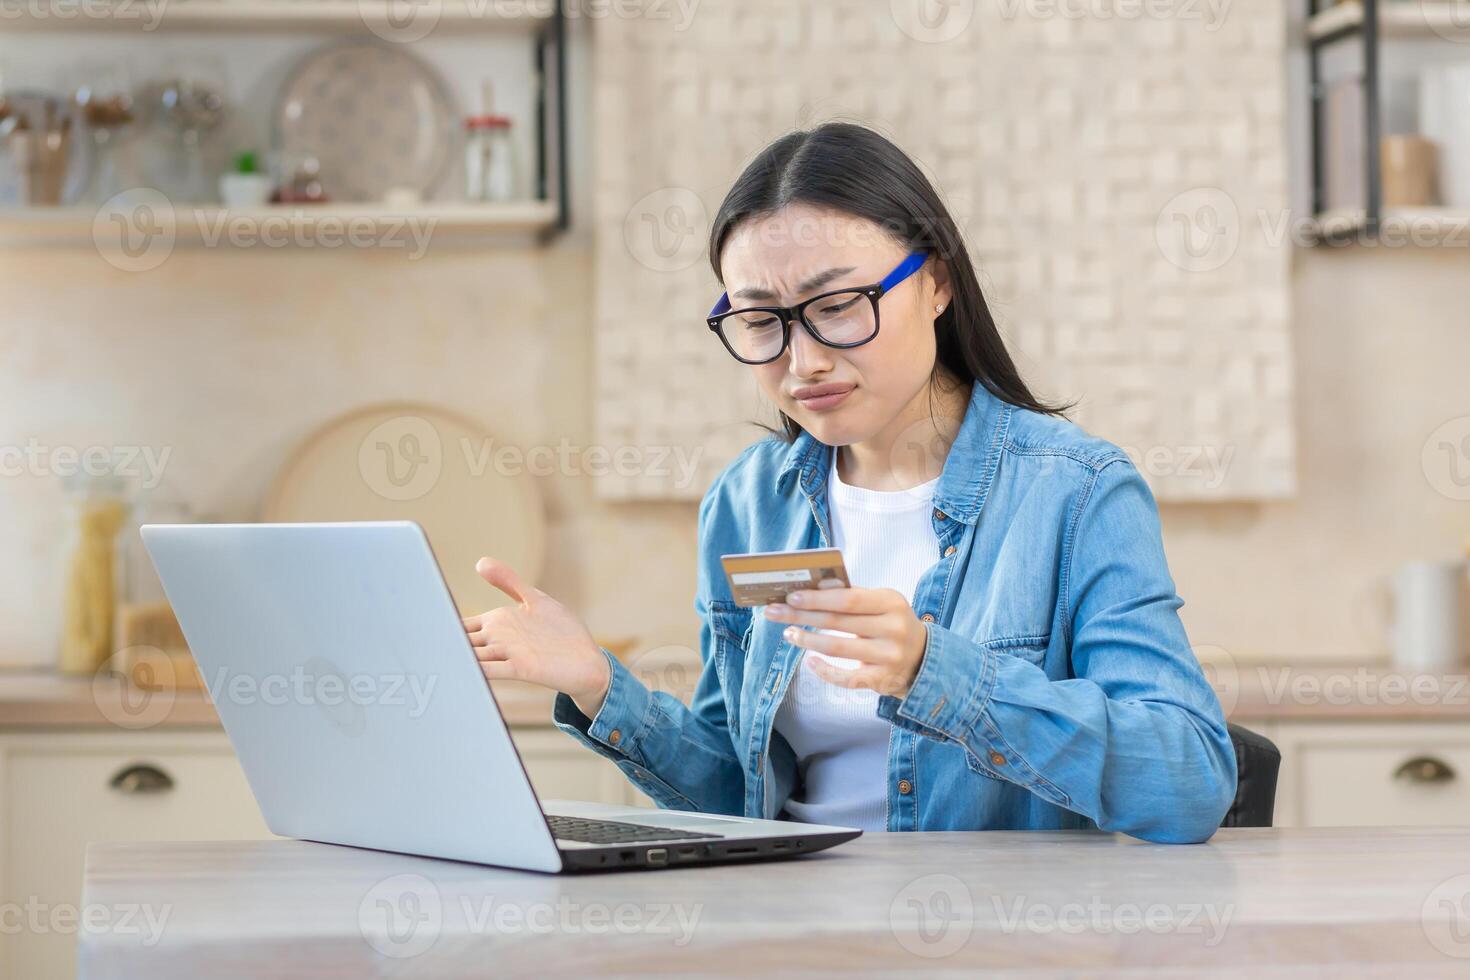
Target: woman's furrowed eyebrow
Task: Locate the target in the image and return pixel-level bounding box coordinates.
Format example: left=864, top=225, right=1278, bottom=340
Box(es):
left=732, top=266, right=858, bottom=302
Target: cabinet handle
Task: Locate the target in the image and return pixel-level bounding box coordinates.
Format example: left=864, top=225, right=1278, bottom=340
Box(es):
left=1393, top=756, right=1456, bottom=785
left=109, top=764, right=175, bottom=795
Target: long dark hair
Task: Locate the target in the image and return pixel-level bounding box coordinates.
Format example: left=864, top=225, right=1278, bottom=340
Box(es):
left=708, top=122, right=1066, bottom=440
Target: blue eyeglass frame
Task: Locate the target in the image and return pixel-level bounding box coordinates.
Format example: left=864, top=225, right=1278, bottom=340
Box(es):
left=706, top=250, right=930, bottom=365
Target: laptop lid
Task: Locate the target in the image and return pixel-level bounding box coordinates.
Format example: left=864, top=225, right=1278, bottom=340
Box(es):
left=141, top=521, right=563, bottom=872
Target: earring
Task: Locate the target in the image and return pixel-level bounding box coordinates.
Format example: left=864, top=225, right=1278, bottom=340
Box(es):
left=934, top=304, right=945, bottom=314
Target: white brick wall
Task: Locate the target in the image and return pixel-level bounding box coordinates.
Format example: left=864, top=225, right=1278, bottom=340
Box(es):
left=594, top=0, right=1295, bottom=501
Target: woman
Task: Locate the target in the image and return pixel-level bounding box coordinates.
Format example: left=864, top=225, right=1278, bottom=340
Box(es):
left=465, top=123, right=1236, bottom=844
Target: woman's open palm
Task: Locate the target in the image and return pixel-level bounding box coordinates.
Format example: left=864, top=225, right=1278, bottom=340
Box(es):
left=463, top=557, right=610, bottom=715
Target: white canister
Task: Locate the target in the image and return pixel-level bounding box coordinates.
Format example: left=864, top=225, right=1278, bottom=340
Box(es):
left=1390, top=560, right=1466, bottom=671
left=1419, top=65, right=1470, bottom=208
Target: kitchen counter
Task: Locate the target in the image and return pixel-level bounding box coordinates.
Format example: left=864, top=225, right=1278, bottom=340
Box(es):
left=79, top=827, right=1470, bottom=975
left=7, top=659, right=1468, bottom=731
left=1222, top=663, right=1470, bottom=722
left=0, top=670, right=560, bottom=730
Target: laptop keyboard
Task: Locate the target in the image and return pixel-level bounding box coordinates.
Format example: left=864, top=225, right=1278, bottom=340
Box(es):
left=546, top=814, right=724, bottom=845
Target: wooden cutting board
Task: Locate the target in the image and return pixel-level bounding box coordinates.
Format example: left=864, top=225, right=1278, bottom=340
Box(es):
left=262, top=402, right=546, bottom=615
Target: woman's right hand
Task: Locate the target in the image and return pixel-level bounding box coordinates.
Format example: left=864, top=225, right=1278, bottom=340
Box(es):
left=463, top=557, right=612, bottom=719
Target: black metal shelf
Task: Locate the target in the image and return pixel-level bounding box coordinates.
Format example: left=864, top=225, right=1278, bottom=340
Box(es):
left=0, top=0, right=571, bottom=241
left=1306, top=0, right=1470, bottom=243
left=1308, top=0, right=1381, bottom=240
left=539, top=1, right=570, bottom=236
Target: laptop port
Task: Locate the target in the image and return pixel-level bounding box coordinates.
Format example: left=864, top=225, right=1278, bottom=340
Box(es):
left=725, top=845, right=759, bottom=856
left=619, top=850, right=635, bottom=862
left=771, top=841, right=788, bottom=850
left=646, top=848, right=668, bottom=865
left=677, top=846, right=696, bottom=856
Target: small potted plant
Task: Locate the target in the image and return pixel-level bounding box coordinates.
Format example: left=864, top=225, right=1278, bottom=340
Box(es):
left=218, top=150, right=273, bottom=207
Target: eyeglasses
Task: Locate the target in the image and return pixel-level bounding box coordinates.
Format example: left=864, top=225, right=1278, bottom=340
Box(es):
left=706, top=250, right=929, bottom=365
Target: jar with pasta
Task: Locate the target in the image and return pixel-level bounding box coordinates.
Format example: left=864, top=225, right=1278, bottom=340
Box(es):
left=58, top=473, right=129, bottom=675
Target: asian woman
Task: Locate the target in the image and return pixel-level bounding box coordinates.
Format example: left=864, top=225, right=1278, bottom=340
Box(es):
left=463, top=122, right=1236, bottom=844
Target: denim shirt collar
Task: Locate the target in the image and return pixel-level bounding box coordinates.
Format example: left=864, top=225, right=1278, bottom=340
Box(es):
left=774, top=382, right=1012, bottom=524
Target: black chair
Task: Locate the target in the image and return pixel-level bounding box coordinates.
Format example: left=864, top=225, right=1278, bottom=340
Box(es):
left=1220, top=723, right=1281, bottom=828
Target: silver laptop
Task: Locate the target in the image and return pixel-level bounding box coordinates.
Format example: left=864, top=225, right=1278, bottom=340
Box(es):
left=141, top=521, right=860, bottom=873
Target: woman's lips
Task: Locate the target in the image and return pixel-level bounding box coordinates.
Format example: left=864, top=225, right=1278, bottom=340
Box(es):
left=791, top=383, right=855, bottom=412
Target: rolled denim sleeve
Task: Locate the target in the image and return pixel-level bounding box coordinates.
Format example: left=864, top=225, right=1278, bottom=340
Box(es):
left=551, top=476, right=746, bottom=815
left=879, top=458, right=1237, bottom=843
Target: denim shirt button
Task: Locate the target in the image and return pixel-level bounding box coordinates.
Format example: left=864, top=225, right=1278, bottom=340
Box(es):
left=897, top=779, right=913, bottom=795
left=933, top=508, right=948, bottom=521
left=920, top=613, right=935, bottom=623
left=608, top=729, right=622, bottom=746
left=944, top=545, right=957, bottom=557
left=989, top=751, right=1007, bottom=766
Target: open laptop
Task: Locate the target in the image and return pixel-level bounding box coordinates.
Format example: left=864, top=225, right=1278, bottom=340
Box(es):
left=141, top=521, right=860, bottom=873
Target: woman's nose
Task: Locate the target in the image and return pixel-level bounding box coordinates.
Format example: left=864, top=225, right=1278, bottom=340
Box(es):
left=787, top=319, right=833, bottom=378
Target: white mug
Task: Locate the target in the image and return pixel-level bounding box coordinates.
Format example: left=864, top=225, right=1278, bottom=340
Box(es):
left=1390, top=560, right=1466, bottom=671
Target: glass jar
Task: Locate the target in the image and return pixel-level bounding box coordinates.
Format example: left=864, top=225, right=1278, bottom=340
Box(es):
left=463, top=115, right=515, bottom=202
left=58, top=473, right=129, bottom=675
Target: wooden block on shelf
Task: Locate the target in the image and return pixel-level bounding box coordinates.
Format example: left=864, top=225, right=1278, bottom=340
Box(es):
left=115, top=603, right=204, bottom=692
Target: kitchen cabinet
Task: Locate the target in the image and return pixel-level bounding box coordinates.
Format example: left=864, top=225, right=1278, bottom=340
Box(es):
left=0, top=731, right=268, bottom=980
left=0, top=725, right=645, bottom=980
left=1252, top=719, right=1470, bottom=828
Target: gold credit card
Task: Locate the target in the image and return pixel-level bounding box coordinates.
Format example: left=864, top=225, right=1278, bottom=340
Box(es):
left=720, top=548, right=850, bottom=608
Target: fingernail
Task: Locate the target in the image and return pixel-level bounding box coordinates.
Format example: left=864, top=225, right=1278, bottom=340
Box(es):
left=784, top=626, right=797, bottom=640
left=765, top=604, right=788, bottom=617
left=787, top=592, right=804, bottom=605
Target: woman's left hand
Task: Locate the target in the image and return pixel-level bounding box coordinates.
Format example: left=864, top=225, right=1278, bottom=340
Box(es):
left=763, top=587, right=930, bottom=697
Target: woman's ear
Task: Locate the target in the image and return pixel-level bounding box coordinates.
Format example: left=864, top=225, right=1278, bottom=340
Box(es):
left=929, top=259, right=954, bottom=316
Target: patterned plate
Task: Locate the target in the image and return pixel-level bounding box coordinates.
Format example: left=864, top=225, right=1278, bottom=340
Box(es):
left=273, top=42, right=458, bottom=203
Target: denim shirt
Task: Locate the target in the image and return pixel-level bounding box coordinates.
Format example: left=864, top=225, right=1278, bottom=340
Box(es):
left=553, top=382, right=1237, bottom=843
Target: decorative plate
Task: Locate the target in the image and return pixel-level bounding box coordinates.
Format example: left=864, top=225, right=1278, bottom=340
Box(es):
left=273, top=42, right=458, bottom=203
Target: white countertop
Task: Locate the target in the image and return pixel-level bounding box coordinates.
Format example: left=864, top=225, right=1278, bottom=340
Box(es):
left=79, top=827, right=1470, bottom=975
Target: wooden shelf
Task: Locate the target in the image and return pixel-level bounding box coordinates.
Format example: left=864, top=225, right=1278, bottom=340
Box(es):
left=0, top=201, right=560, bottom=246
left=1310, top=206, right=1470, bottom=243
left=1308, top=1, right=1470, bottom=42
left=1, top=0, right=554, bottom=33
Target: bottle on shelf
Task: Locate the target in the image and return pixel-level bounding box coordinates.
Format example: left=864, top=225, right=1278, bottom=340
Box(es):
left=463, top=79, right=517, bottom=203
